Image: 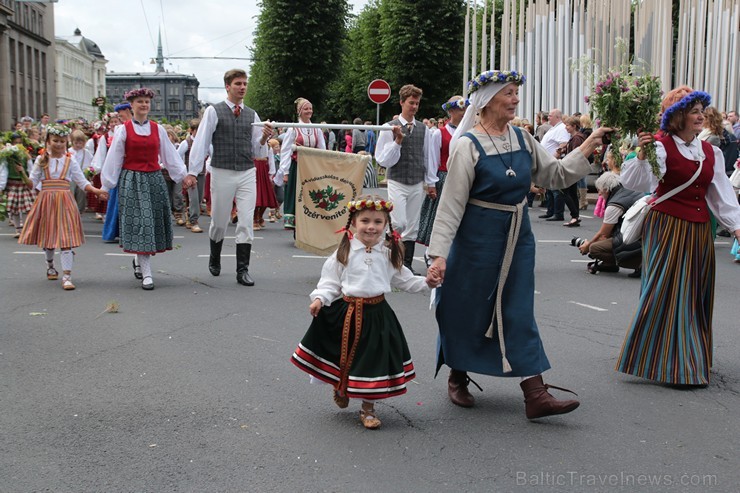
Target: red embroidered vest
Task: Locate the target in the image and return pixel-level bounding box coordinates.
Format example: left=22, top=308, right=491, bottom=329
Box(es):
left=652, top=136, right=715, bottom=222
left=122, top=121, right=161, bottom=172
left=439, top=126, right=452, bottom=172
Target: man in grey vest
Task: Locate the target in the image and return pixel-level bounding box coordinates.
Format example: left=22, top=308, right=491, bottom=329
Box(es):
left=188, top=69, right=272, bottom=286
left=375, top=84, right=438, bottom=273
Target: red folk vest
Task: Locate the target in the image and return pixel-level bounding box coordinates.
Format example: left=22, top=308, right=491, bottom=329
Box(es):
left=652, top=136, right=715, bottom=223
left=439, top=125, right=452, bottom=172
left=122, top=120, right=161, bottom=173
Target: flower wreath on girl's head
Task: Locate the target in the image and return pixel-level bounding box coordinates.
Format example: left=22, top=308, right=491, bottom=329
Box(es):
left=441, top=98, right=469, bottom=112
left=45, top=124, right=71, bottom=137
left=660, top=91, right=711, bottom=132
left=347, top=198, right=393, bottom=213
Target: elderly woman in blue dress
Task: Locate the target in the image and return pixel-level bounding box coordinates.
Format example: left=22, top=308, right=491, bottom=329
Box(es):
left=426, top=70, right=611, bottom=420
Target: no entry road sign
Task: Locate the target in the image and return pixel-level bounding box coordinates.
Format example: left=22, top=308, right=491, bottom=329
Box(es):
left=367, top=79, right=392, bottom=104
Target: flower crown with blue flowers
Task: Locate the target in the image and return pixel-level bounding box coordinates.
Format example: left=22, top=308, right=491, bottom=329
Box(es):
left=660, top=91, right=711, bottom=132
left=468, top=70, right=526, bottom=94
left=441, top=98, right=469, bottom=112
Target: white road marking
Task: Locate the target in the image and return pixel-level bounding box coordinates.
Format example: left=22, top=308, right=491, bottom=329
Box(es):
left=197, top=254, right=236, bottom=257
left=570, top=259, right=591, bottom=263
left=104, top=253, right=136, bottom=257
left=292, top=255, right=327, bottom=259
left=568, top=301, right=608, bottom=312
left=13, top=251, right=45, bottom=254
left=537, top=240, right=571, bottom=243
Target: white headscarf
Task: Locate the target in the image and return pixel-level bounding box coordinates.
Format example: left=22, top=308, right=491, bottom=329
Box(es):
left=449, top=82, right=514, bottom=152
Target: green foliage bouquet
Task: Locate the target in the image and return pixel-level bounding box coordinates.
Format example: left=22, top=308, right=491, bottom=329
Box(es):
left=0, top=143, right=31, bottom=169
left=620, top=75, right=663, bottom=179
left=584, top=72, right=629, bottom=168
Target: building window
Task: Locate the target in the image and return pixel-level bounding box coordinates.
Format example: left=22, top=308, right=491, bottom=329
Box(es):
left=169, top=101, right=179, bottom=111
left=185, top=100, right=192, bottom=111
left=169, top=86, right=179, bottom=96
left=9, top=40, right=15, bottom=72
left=41, top=53, right=46, bottom=81
left=18, top=42, right=24, bottom=75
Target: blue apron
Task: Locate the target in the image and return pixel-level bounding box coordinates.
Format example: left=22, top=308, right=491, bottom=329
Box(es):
left=102, top=186, right=119, bottom=242
left=435, top=127, right=551, bottom=377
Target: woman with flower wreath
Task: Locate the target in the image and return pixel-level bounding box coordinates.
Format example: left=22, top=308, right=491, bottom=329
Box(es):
left=101, top=88, right=196, bottom=290
left=426, top=70, right=611, bottom=419
left=290, top=195, right=434, bottom=429
left=18, top=124, right=107, bottom=290
left=275, top=98, right=326, bottom=230
left=416, top=95, right=468, bottom=261
left=616, top=87, right=740, bottom=386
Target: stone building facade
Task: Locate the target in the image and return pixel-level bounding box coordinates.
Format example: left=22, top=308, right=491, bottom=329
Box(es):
left=55, top=28, right=107, bottom=121
left=0, top=0, right=57, bottom=129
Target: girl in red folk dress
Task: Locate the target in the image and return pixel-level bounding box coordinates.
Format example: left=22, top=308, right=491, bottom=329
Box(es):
left=18, top=124, right=107, bottom=290
left=290, top=196, right=435, bottom=429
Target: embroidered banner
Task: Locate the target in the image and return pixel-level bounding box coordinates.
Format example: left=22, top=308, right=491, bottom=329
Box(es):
left=295, top=147, right=368, bottom=255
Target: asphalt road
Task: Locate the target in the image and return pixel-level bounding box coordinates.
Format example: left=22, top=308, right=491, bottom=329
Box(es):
left=1, top=192, right=738, bottom=493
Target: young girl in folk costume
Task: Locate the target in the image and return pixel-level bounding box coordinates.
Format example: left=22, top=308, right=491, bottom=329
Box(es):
left=1, top=137, right=34, bottom=237
left=101, top=88, right=195, bottom=290
left=69, top=129, right=94, bottom=213
left=267, top=138, right=284, bottom=222
left=276, top=98, right=326, bottom=230
left=18, top=124, right=107, bottom=290
left=290, top=195, right=434, bottom=429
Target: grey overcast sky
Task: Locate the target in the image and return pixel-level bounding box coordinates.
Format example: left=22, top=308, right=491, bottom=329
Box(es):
left=54, top=0, right=369, bottom=104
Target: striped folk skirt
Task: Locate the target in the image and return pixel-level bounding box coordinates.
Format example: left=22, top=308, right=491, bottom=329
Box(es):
left=254, top=158, right=278, bottom=209
left=416, top=171, right=447, bottom=246
left=363, top=160, right=378, bottom=188
left=5, top=179, right=36, bottom=215
left=616, top=210, right=714, bottom=385
left=118, top=169, right=173, bottom=254
left=291, top=297, right=415, bottom=400
left=19, top=180, right=84, bottom=249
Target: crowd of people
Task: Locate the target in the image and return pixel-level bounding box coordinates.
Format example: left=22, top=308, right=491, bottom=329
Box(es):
left=2, top=67, right=740, bottom=430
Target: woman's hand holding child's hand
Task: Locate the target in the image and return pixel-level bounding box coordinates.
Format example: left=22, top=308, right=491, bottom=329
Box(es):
left=309, top=299, right=322, bottom=317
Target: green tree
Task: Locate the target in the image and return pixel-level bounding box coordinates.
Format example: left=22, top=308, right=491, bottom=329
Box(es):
left=325, top=0, right=465, bottom=124
left=246, top=0, right=350, bottom=121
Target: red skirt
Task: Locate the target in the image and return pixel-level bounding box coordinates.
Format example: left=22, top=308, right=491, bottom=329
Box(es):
left=87, top=174, right=107, bottom=214
left=255, top=158, right=278, bottom=209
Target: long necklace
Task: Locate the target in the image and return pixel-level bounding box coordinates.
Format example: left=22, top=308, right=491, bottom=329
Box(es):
left=481, top=124, right=517, bottom=178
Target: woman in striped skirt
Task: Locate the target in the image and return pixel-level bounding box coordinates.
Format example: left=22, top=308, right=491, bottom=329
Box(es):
left=101, top=88, right=196, bottom=290
left=617, top=87, right=740, bottom=386
left=19, top=124, right=107, bottom=290
left=416, top=96, right=468, bottom=261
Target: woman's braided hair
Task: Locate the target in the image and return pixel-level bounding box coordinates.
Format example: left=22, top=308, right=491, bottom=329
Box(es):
left=336, top=194, right=404, bottom=270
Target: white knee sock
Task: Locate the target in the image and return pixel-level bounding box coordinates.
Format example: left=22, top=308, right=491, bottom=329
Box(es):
left=11, top=213, right=21, bottom=229
left=60, top=250, right=74, bottom=272
left=137, top=254, right=152, bottom=283
left=520, top=375, right=538, bottom=382
left=45, top=248, right=55, bottom=264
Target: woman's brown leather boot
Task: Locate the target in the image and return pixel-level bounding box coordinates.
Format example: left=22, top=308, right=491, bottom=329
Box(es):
left=520, top=375, right=579, bottom=419
left=448, top=369, right=475, bottom=408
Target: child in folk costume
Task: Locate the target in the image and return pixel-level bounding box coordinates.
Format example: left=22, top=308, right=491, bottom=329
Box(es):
left=290, top=195, right=435, bottom=429
left=18, top=124, right=107, bottom=290
left=69, top=130, right=94, bottom=213
left=1, top=136, right=34, bottom=237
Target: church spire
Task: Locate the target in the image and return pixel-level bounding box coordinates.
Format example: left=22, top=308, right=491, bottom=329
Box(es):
left=155, top=28, right=165, bottom=73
